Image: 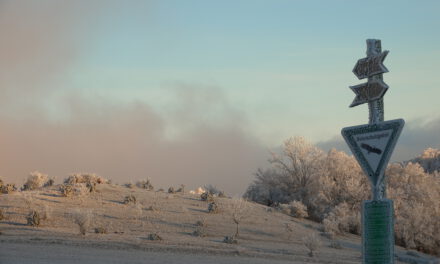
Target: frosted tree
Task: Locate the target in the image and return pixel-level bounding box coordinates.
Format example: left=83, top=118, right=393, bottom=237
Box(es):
left=387, top=162, right=440, bottom=254
left=268, top=136, right=325, bottom=206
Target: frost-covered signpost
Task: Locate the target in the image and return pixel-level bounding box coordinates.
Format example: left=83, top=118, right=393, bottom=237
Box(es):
left=341, top=39, right=404, bottom=264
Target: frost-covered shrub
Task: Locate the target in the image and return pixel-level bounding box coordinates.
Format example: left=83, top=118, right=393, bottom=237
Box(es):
left=278, top=203, right=291, bottom=215
left=195, top=218, right=206, bottom=227
left=303, top=233, right=321, bottom=257
left=27, top=210, right=41, bottom=227
left=207, top=202, right=218, bottom=213
left=289, top=200, right=309, bottom=218
left=124, top=195, right=137, bottom=205
left=1, top=183, right=17, bottom=194
left=60, top=184, right=73, bottom=197
left=322, top=202, right=360, bottom=235
left=64, top=173, right=107, bottom=185
left=193, top=226, right=206, bottom=237
left=200, top=192, right=214, bottom=202
left=86, top=182, right=96, bottom=193
left=44, top=178, right=55, bottom=187
left=136, top=179, right=154, bottom=190
left=72, top=210, right=91, bottom=235
left=223, top=235, right=237, bottom=244
left=148, top=233, right=162, bottom=241
left=22, top=171, right=52, bottom=191
left=94, top=227, right=107, bottom=234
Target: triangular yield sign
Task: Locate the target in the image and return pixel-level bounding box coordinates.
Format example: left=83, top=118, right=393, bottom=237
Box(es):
left=341, top=119, right=404, bottom=187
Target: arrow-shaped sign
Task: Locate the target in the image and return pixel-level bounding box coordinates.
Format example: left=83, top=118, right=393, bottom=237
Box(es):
left=353, top=50, right=389, bottom=80
left=349, top=79, right=389, bottom=107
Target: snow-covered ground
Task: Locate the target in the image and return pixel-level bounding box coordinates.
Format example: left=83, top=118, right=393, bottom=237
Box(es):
left=0, top=184, right=438, bottom=264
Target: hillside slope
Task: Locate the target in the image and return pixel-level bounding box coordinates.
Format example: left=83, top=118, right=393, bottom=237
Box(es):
left=0, top=184, right=438, bottom=263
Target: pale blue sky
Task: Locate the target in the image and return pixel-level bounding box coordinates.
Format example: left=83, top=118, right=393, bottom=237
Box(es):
left=54, top=0, right=440, bottom=146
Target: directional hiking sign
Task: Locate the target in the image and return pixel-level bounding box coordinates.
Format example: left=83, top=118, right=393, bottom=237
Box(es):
left=349, top=79, right=389, bottom=107
left=341, top=119, right=404, bottom=187
left=353, top=50, right=389, bottom=80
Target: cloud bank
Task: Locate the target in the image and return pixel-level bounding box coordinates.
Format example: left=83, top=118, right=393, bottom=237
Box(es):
left=0, top=1, right=267, bottom=195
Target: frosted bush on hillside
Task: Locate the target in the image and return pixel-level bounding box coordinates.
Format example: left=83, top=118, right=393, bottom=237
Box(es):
left=148, top=233, right=162, bottom=241
left=124, top=195, right=137, bottom=205
left=1, top=183, right=17, bottom=194
left=322, top=202, right=361, bottom=235
left=302, top=232, right=322, bottom=257
left=94, top=227, right=107, bottom=234
left=60, top=184, right=73, bottom=197
left=223, top=235, right=238, bottom=244
left=26, top=210, right=41, bottom=227
left=136, top=179, right=154, bottom=190
left=22, top=171, right=50, bottom=191
left=64, top=173, right=107, bottom=185
left=289, top=200, right=309, bottom=218
left=72, top=209, right=91, bottom=236
left=200, top=192, right=214, bottom=202
left=207, top=202, right=218, bottom=213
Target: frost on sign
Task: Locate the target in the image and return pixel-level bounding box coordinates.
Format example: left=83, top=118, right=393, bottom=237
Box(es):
left=353, top=50, right=389, bottom=80
left=349, top=79, right=389, bottom=107
left=341, top=119, right=404, bottom=187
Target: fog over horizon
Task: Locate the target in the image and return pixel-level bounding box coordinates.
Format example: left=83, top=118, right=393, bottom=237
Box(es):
left=1, top=1, right=439, bottom=195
